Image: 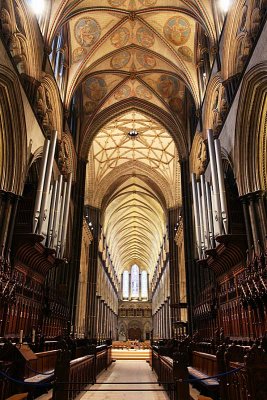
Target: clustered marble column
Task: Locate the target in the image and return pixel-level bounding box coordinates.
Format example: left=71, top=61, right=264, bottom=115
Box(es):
left=240, top=190, right=267, bottom=254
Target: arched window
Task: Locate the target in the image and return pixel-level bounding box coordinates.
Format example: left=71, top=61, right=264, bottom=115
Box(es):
left=141, top=270, right=148, bottom=299
left=122, top=270, right=129, bottom=299
left=131, top=264, right=139, bottom=299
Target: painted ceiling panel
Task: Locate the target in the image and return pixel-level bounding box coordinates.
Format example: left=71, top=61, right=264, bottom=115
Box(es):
left=97, top=80, right=171, bottom=115
left=81, top=73, right=126, bottom=116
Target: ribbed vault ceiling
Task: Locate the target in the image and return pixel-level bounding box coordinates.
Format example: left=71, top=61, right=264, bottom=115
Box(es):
left=87, top=110, right=177, bottom=274
left=46, top=0, right=217, bottom=277
left=102, top=177, right=166, bottom=275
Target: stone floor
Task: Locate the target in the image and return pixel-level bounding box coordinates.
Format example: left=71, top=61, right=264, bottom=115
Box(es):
left=78, top=360, right=169, bottom=400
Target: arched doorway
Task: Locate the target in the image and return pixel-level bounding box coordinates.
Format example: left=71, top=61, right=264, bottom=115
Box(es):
left=128, top=327, right=142, bottom=341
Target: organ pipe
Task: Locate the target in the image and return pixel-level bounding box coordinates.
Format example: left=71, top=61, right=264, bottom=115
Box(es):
left=214, top=139, right=228, bottom=234
left=46, top=180, right=58, bottom=247
left=197, top=181, right=205, bottom=257
left=191, top=173, right=202, bottom=259
left=38, top=130, right=57, bottom=235
left=52, top=175, right=63, bottom=249
left=207, top=129, right=222, bottom=235
left=33, top=138, right=50, bottom=233
left=56, top=180, right=67, bottom=257
left=60, top=173, right=72, bottom=258
left=200, top=174, right=209, bottom=249
left=205, top=181, right=215, bottom=247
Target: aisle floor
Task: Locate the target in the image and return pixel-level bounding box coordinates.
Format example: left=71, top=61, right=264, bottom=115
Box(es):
left=79, top=360, right=169, bottom=400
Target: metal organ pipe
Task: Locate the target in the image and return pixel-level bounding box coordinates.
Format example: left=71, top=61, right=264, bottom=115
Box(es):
left=46, top=180, right=58, bottom=247
left=197, top=181, right=205, bottom=257
left=191, top=173, right=202, bottom=259
left=38, top=130, right=58, bottom=235
left=56, top=180, right=67, bottom=257
left=60, top=173, right=73, bottom=258
left=214, top=139, right=228, bottom=234
left=33, top=138, right=50, bottom=233
left=52, top=175, right=63, bottom=249
left=205, top=181, right=214, bottom=247
left=200, top=174, right=209, bottom=249
left=207, top=129, right=222, bottom=235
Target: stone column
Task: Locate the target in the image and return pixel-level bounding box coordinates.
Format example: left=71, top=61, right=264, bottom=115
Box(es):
left=180, top=159, right=195, bottom=334
left=70, top=159, right=87, bottom=329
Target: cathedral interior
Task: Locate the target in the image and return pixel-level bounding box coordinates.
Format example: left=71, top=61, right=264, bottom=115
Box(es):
left=0, top=0, right=267, bottom=399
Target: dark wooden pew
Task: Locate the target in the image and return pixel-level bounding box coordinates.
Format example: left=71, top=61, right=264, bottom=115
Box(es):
left=24, top=349, right=59, bottom=383
left=53, top=345, right=113, bottom=400
left=188, top=351, right=219, bottom=398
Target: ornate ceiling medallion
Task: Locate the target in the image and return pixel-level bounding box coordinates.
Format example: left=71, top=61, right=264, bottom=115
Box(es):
left=74, top=18, right=101, bottom=47
left=163, top=16, right=191, bottom=46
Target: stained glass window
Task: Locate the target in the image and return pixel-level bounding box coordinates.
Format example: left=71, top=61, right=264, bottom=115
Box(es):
left=141, top=270, right=148, bottom=299
left=131, top=264, right=139, bottom=298
left=122, top=270, right=129, bottom=299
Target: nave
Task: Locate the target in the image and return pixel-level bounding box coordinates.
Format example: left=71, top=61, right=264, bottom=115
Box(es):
left=1, top=0, right=267, bottom=399
left=78, top=359, right=169, bottom=400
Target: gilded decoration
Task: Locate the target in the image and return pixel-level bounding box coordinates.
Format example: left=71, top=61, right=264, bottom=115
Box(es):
left=110, top=27, right=130, bottom=48
left=74, top=18, right=101, bottom=47
left=163, top=16, right=191, bottom=46
left=136, top=51, right=156, bottom=68
left=111, top=50, right=131, bottom=69
left=136, top=27, right=155, bottom=48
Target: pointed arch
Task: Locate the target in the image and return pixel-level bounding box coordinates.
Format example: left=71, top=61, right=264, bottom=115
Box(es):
left=0, top=66, right=27, bottom=194
left=235, top=62, right=267, bottom=195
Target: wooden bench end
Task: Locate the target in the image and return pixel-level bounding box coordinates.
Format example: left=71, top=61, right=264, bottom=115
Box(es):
left=5, top=394, right=28, bottom=400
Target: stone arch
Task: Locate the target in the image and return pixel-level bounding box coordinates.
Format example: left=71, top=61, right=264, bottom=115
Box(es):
left=221, top=0, right=249, bottom=80
left=222, top=0, right=265, bottom=80
left=0, top=66, right=27, bottom=195
left=0, top=0, right=40, bottom=78
left=80, top=99, right=187, bottom=160
left=235, top=62, right=267, bottom=195
left=40, top=74, right=63, bottom=138
left=88, top=161, right=174, bottom=210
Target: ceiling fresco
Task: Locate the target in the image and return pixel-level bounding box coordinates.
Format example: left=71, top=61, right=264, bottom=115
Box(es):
left=46, top=0, right=216, bottom=275
left=47, top=0, right=217, bottom=110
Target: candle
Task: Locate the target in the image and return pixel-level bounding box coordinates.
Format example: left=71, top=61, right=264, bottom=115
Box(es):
left=32, top=329, right=36, bottom=343
left=19, top=330, right=23, bottom=344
